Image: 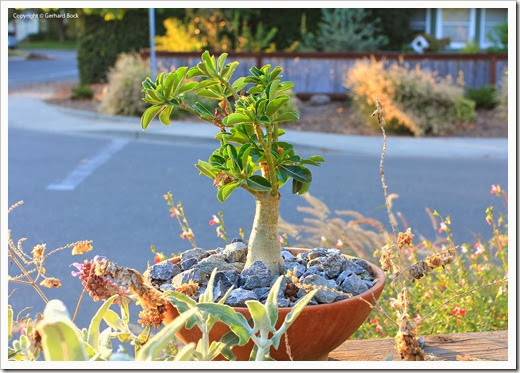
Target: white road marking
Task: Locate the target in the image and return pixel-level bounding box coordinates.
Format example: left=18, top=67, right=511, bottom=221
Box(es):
left=46, top=138, right=129, bottom=191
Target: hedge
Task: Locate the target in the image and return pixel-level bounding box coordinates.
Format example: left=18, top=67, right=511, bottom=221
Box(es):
left=77, top=10, right=149, bottom=84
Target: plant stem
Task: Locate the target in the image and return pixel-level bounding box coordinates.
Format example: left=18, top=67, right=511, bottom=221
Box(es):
left=245, top=193, right=283, bottom=275
left=8, top=247, right=49, bottom=303
left=72, top=288, right=86, bottom=323
left=253, top=123, right=278, bottom=195
left=218, top=76, right=240, bottom=101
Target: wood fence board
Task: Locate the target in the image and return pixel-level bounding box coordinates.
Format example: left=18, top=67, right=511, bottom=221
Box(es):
left=329, top=330, right=507, bottom=361
left=148, top=51, right=508, bottom=93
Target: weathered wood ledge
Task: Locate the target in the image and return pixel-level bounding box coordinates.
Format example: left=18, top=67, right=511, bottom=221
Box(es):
left=329, top=330, right=507, bottom=361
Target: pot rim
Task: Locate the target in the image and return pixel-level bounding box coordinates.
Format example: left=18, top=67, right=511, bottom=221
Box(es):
left=160, top=247, right=386, bottom=311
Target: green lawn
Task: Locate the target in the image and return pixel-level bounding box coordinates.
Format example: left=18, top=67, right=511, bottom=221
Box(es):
left=18, top=40, right=77, bottom=50
left=8, top=49, right=30, bottom=57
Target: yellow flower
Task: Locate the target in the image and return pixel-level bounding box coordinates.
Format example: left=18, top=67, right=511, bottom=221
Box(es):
left=32, top=244, right=46, bottom=260
left=40, top=278, right=62, bottom=288
left=72, top=240, right=93, bottom=255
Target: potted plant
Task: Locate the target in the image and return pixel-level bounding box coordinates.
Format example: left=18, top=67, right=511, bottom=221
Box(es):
left=139, top=51, right=386, bottom=360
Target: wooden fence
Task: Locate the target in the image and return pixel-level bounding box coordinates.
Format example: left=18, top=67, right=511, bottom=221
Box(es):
left=142, top=50, right=508, bottom=97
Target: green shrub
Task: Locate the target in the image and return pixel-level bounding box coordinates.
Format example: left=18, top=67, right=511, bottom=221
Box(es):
left=466, top=85, right=498, bottom=110
left=301, top=8, right=388, bottom=51
left=453, top=96, right=476, bottom=122
left=460, top=41, right=480, bottom=54
left=486, top=21, right=508, bottom=52
left=100, top=53, right=150, bottom=116
left=346, top=58, right=476, bottom=136
left=77, top=10, right=149, bottom=84
left=419, top=33, right=451, bottom=52
left=70, top=84, right=94, bottom=100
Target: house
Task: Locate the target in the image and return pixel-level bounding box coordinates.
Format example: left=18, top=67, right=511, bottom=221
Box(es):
left=8, top=10, right=41, bottom=41
left=409, top=8, right=507, bottom=50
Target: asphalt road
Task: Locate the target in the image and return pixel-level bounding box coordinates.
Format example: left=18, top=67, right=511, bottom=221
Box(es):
left=7, top=128, right=507, bottom=328
left=8, top=49, right=78, bottom=89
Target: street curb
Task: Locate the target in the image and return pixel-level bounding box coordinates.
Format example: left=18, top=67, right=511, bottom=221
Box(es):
left=11, top=98, right=508, bottom=160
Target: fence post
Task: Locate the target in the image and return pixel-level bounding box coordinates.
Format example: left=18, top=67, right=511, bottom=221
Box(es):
left=255, top=52, right=263, bottom=68
left=490, top=55, right=497, bottom=86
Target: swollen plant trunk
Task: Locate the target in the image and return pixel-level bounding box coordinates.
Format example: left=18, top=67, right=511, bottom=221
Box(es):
left=245, top=192, right=283, bottom=275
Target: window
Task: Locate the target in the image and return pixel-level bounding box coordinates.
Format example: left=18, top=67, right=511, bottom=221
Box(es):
left=436, top=8, right=476, bottom=49
left=410, top=9, right=427, bottom=32
left=481, top=8, right=507, bottom=48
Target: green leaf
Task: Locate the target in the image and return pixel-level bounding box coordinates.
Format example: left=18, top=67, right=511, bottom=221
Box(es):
left=278, top=81, right=295, bottom=92
left=278, top=165, right=312, bottom=183
left=159, top=105, right=174, bottom=126
left=217, top=53, right=228, bottom=73
left=217, top=182, right=241, bottom=203
left=271, top=289, right=318, bottom=349
left=301, top=155, right=325, bottom=167
left=269, top=66, right=283, bottom=81
left=142, top=77, right=155, bottom=90
left=155, top=72, right=165, bottom=86
left=37, top=300, right=88, bottom=361
left=136, top=308, right=198, bottom=361
left=223, top=61, right=239, bottom=81
left=39, top=319, right=88, bottom=360
left=216, top=332, right=239, bottom=360
left=266, top=276, right=284, bottom=328
left=244, top=76, right=262, bottom=85
left=193, top=102, right=213, bottom=117
left=218, top=285, right=235, bottom=305
left=140, top=105, right=164, bottom=130
left=265, top=96, right=290, bottom=116
left=174, top=343, right=196, bottom=361
left=98, top=327, right=113, bottom=359
left=163, top=72, right=176, bottom=100
left=203, top=268, right=218, bottom=303
left=178, top=81, right=199, bottom=94
left=238, top=143, right=252, bottom=169
left=195, top=303, right=252, bottom=345
left=231, top=77, right=248, bottom=92
left=292, top=179, right=311, bottom=195
left=195, top=160, right=217, bottom=179
left=102, top=309, right=125, bottom=331
left=246, top=175, right=272, bottom=191
left=210, top=154, right=226, bottom=166
left=173, top=66, right=188, bottom=94
left=227, top=144, right=240, bottom=170
left=197, top=89, right=222, bottom=100
left=224, top=113, right=254, bottom=126
left=246, top=300, right=273, bottom=333
left=87, top=294, right=119, bottom=350
left=192, top=79, right=219, bottom=91
left=247, top=86, right=264, bottom=95
left=268, top=79, right=280, bottom=100
left=187, top=66, right=204, bottom=78
left=144, top=89, right=163, bottom=104
left=8, top=348, right=21, bottom=359
left=274, top=111, right=299, bottom=123
left=250, top=66, right=263, bottom=77
left=308, top=155, right=325, bottom=163
left=201, top=51, right=217, bottom=76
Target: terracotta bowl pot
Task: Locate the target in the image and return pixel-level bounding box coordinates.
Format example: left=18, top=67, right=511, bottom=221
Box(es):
left=155, top=248, right=386, bottom=361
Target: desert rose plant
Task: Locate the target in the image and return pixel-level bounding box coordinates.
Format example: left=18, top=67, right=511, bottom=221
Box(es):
left=140, top=51, right=324, bottom=275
